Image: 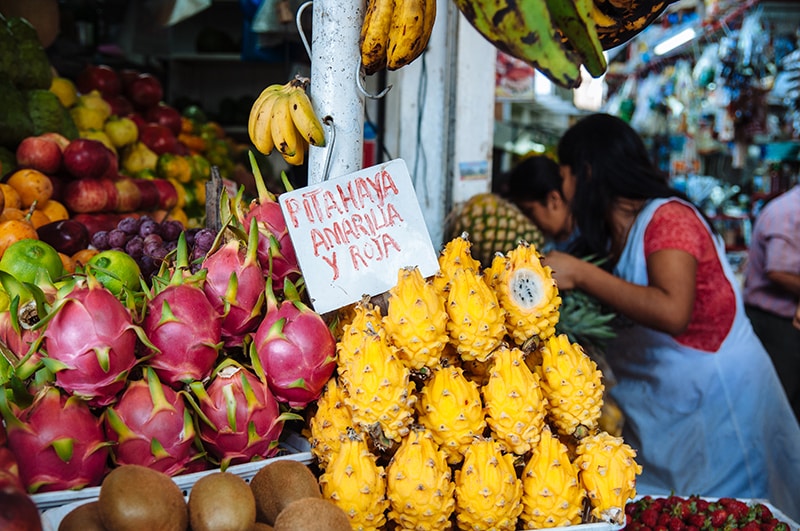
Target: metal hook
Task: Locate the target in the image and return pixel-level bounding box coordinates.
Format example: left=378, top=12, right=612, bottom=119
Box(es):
left=296, top=1, right=313, bottom=61
left=355, top=60, right=393, bottom=99
left=321, top=116, right=335, bottom=181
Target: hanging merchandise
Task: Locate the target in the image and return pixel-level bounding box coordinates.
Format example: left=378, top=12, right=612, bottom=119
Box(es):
left=144, top=0, right=213, bottom=27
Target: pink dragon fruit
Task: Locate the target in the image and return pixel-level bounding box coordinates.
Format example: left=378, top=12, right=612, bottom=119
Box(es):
left=0, top=310, right=42, bottom=381
left=41, top=277, right=145, bottom=407
left=143, top=233, right=223, bottom=387
left=233, top=154, right=301, bottom=291
left=252, top=278, right=336, bottom=409
left=202, top=218, right=266, bottom=348
left=0, top=386, right=110, bottom=493
left=187, top=359, right=295, bottom=470
left=104, top=367, right=200, bottom=476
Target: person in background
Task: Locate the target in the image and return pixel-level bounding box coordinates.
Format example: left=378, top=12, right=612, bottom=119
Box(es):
left=743, top=183, right=800, bottom=420
left=542, top=113, right=800, bottom=520
left=496, top=154, right=579, bottom=253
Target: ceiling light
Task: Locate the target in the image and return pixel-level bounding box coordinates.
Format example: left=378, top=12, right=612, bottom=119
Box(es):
left=653, top=27, right=697, bottom=56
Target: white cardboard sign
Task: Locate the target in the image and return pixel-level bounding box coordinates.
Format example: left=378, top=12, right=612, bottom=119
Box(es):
left=278, top=159, right=440, bottom=314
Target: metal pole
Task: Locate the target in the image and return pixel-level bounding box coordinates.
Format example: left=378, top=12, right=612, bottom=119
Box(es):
left=308, top=0, right=365, bottom=184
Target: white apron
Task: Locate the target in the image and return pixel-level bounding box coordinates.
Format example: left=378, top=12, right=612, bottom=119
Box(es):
left=607, top=198, right=800, bottom=520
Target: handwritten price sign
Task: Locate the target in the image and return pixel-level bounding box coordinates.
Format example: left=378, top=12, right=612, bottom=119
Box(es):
left=279, top=159, right=439, bottom=314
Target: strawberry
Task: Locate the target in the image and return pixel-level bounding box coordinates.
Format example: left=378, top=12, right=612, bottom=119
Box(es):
left=741, top=522, right=762, bottom=531
left=668, top=516, right=686, bottom=531
left=720, top=498, right=750, bottom=522
left=686, top=513, right=707, bottom=528
left=658, top=511, right=673, bottom=527
left=641, top=507, right=660, bottom=528
left=710, top=508, right=731, bottom=528
left=749, top=503, right=774, bottom=522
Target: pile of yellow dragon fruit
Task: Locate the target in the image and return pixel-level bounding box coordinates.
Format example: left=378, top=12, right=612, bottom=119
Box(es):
left=308, top=233, right=642, bottom=531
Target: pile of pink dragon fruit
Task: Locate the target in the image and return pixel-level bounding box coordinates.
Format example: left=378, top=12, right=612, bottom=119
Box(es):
left=0, top=166, right=337, bottom=495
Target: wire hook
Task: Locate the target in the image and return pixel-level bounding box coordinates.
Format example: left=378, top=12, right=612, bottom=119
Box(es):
left=321, top=115, right=335, bottom=181
left=355, top=60, right=393, bottom=99
left=296, top=1, right=313, bottom=61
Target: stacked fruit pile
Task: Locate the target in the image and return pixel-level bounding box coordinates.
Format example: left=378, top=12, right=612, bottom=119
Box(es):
left=307, top=234, right=642, bottom=531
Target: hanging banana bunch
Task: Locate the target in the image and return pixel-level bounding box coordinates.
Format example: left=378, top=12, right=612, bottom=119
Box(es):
left=360, top=0, right=437, bottom=74
left=451, top=0, right=679, bottom=89
left=248, top=75, right=326, bottom=166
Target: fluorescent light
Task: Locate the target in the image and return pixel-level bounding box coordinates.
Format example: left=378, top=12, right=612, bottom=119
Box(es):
left=653, top=27, right=697, bottom=56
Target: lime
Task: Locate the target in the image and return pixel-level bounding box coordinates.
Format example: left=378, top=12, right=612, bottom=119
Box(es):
left=0, top=238, right=64, bottom=285
left=87, top=250, right=142, bottom=296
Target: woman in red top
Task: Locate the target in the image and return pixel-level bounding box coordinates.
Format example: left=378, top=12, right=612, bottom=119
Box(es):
left=543, top=114, right=800, bottom=519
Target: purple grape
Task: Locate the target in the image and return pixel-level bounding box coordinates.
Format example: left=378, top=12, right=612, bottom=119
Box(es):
left=107, top=229, right=130, bottom=249
left=91, top=231, right=110, bottom=250
left=138, top=255, right=156, bottom=278
left=125, top=236, right=144, bottom=259
left=161, top=220, right=183, bottom=242
left=139, top=219, right=161, bottom=238
left=117, top=216, right=141, bottom=235
left=164, top=240, right=178, bottom=254
left=184, top=228, right=199, bottom=248
left=193, top=229, right=216, bottom=254
left=148, top=245, right=169, bottom=262
left=144, top=234, right=164, bottom=257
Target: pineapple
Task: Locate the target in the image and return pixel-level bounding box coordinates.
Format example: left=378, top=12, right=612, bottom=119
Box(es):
left=307, top=378, right=353, bottom=470
left=520, top=424, right=585, bottom=529
left=432, top=233, right=482, bottom=296
left=383, top=266, right=449, bottom=373
left=445, top=267, right=506, bottom=362
left=337, top=298, right=386, bottom=374
left=319, top=428, right=390, bottom=531
left=482, top=344, right=547, bottom=455
left=539, top=334, right=604, bottom=438
left=417, top=364, right=486, bottom=465
left=340, top=330, right=417, bottom=445
left=446, top=193, right=545, bottom=268
left=489, top=241, right=561, bottom=345
left=575, top=430, right=642, bottom=525
left=453, top=437, right=523, bottom=531
left=386, top=426, right=456, bottom=531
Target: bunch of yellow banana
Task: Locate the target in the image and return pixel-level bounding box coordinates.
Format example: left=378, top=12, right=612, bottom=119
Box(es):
left=591, top=0, right=677, bottom=50
left=360, top=0, right=436, bottom=75
left=247, top=75, right=326, bottom=166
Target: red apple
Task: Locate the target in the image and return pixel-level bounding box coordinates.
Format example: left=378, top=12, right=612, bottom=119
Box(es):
left=145, top=103, right=183, bottom=136
left=48, top=173, right=66, bottom=202
left=76, top=64, right=121, bottom=98
left=37, top=132, right=70, bottom=152
left=104, top=94, right=134, bottom=117
left=72, top=212, right=122, bottom=236
left=126, top=73, right=163, bottom=111
left=151, top=178, right=178, bottom=210
left=114, top=177, right=143, bottom=212
left=15, top=136, right=63, bottom=174
left=63, top=178, right=110, bottom=213
left=133, top=179, right=160, bottom=210
left=63, top=139, right=113, bottom=179
left=100, top=178, right=119, bottom=211
left=139, top=123, right=178, bottom=155
left=0, top=483, right=43, bottom=531
left=119, top=68, right=141, bottom=91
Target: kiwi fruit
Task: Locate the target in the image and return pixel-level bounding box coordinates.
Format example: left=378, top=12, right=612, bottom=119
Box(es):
left=249, top=460, right=321, bottom=525
left=272, top=497, right=351, bottom=530
left=97, top=464, right=188, bottom=531
left=187, top=471, right=256, bottom=531
left=58, top=501, right=107, bottom=531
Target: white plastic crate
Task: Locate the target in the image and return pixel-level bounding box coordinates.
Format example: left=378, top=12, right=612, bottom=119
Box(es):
left=32, top=431, right=312, bottom=511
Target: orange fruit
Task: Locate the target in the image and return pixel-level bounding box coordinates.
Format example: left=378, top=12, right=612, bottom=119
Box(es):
left=72, top=248, right=99, bottom=268
left=0, top=238, right=64, bottom=284
left=6, top=169, right=54, bottom=209
left=28, top=209, right=50, bottom=229
left=0, top=184, right=21, bottom=210
left=0, top=222, right=40, bottom=261
left=38, top=200, right=69, bottom=222
left=59, top=252, right=76, bottom=275
left=0, top=208, right=26, bottom=222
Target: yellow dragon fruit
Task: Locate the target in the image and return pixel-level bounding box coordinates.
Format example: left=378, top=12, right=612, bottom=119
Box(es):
left=319, top=428, right=389, bottom=531
left=454, top=436, right=523, bottom=531
left=386, top=426, right=456, bottom=531
left=432, top=232, right=482, bottom=296
left=383, top=266, right=449, bottom=373
left=574, top=430, right=642, bottom=525
left=539, top=334, right=604, bottom=438
left=482, top=344, right=547, bottom=455
left=336, top=297, right=385, bottom=374
left=520, top=424, right=585, bottom=529
left=445, top=267, right=506, bottom=363
left=489, top=241, right=561, bottom=345
left=340, top=331, right=417, bottom=446
left=307, top=378, right=353, bottom=471
left=416, top=364, right=486, bottom=465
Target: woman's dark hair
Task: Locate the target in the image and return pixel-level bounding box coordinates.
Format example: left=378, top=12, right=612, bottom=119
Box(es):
left=557, top=113, right=694, bottom=255
left=494, top=155, right=562, bottom=205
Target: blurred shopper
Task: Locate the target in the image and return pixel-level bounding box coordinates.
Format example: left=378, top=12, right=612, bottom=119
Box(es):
left=542, top=113, right=800, bottom=519
left=744, top=183, right=800, bottom=419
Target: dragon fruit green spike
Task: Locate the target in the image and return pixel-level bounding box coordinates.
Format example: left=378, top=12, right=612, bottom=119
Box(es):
left=0, top=386, right=110, bottom=493
left=143, top=232, right=223, bottom=387
left=252, top=277, right=336, bottom=409
left=104, top=367, right=201, bottom=476
left=41, top=277, right=146, bottom=407
left=188, top=359, right=297, bottom=470
left=202, top=217, right=266, bottom=348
